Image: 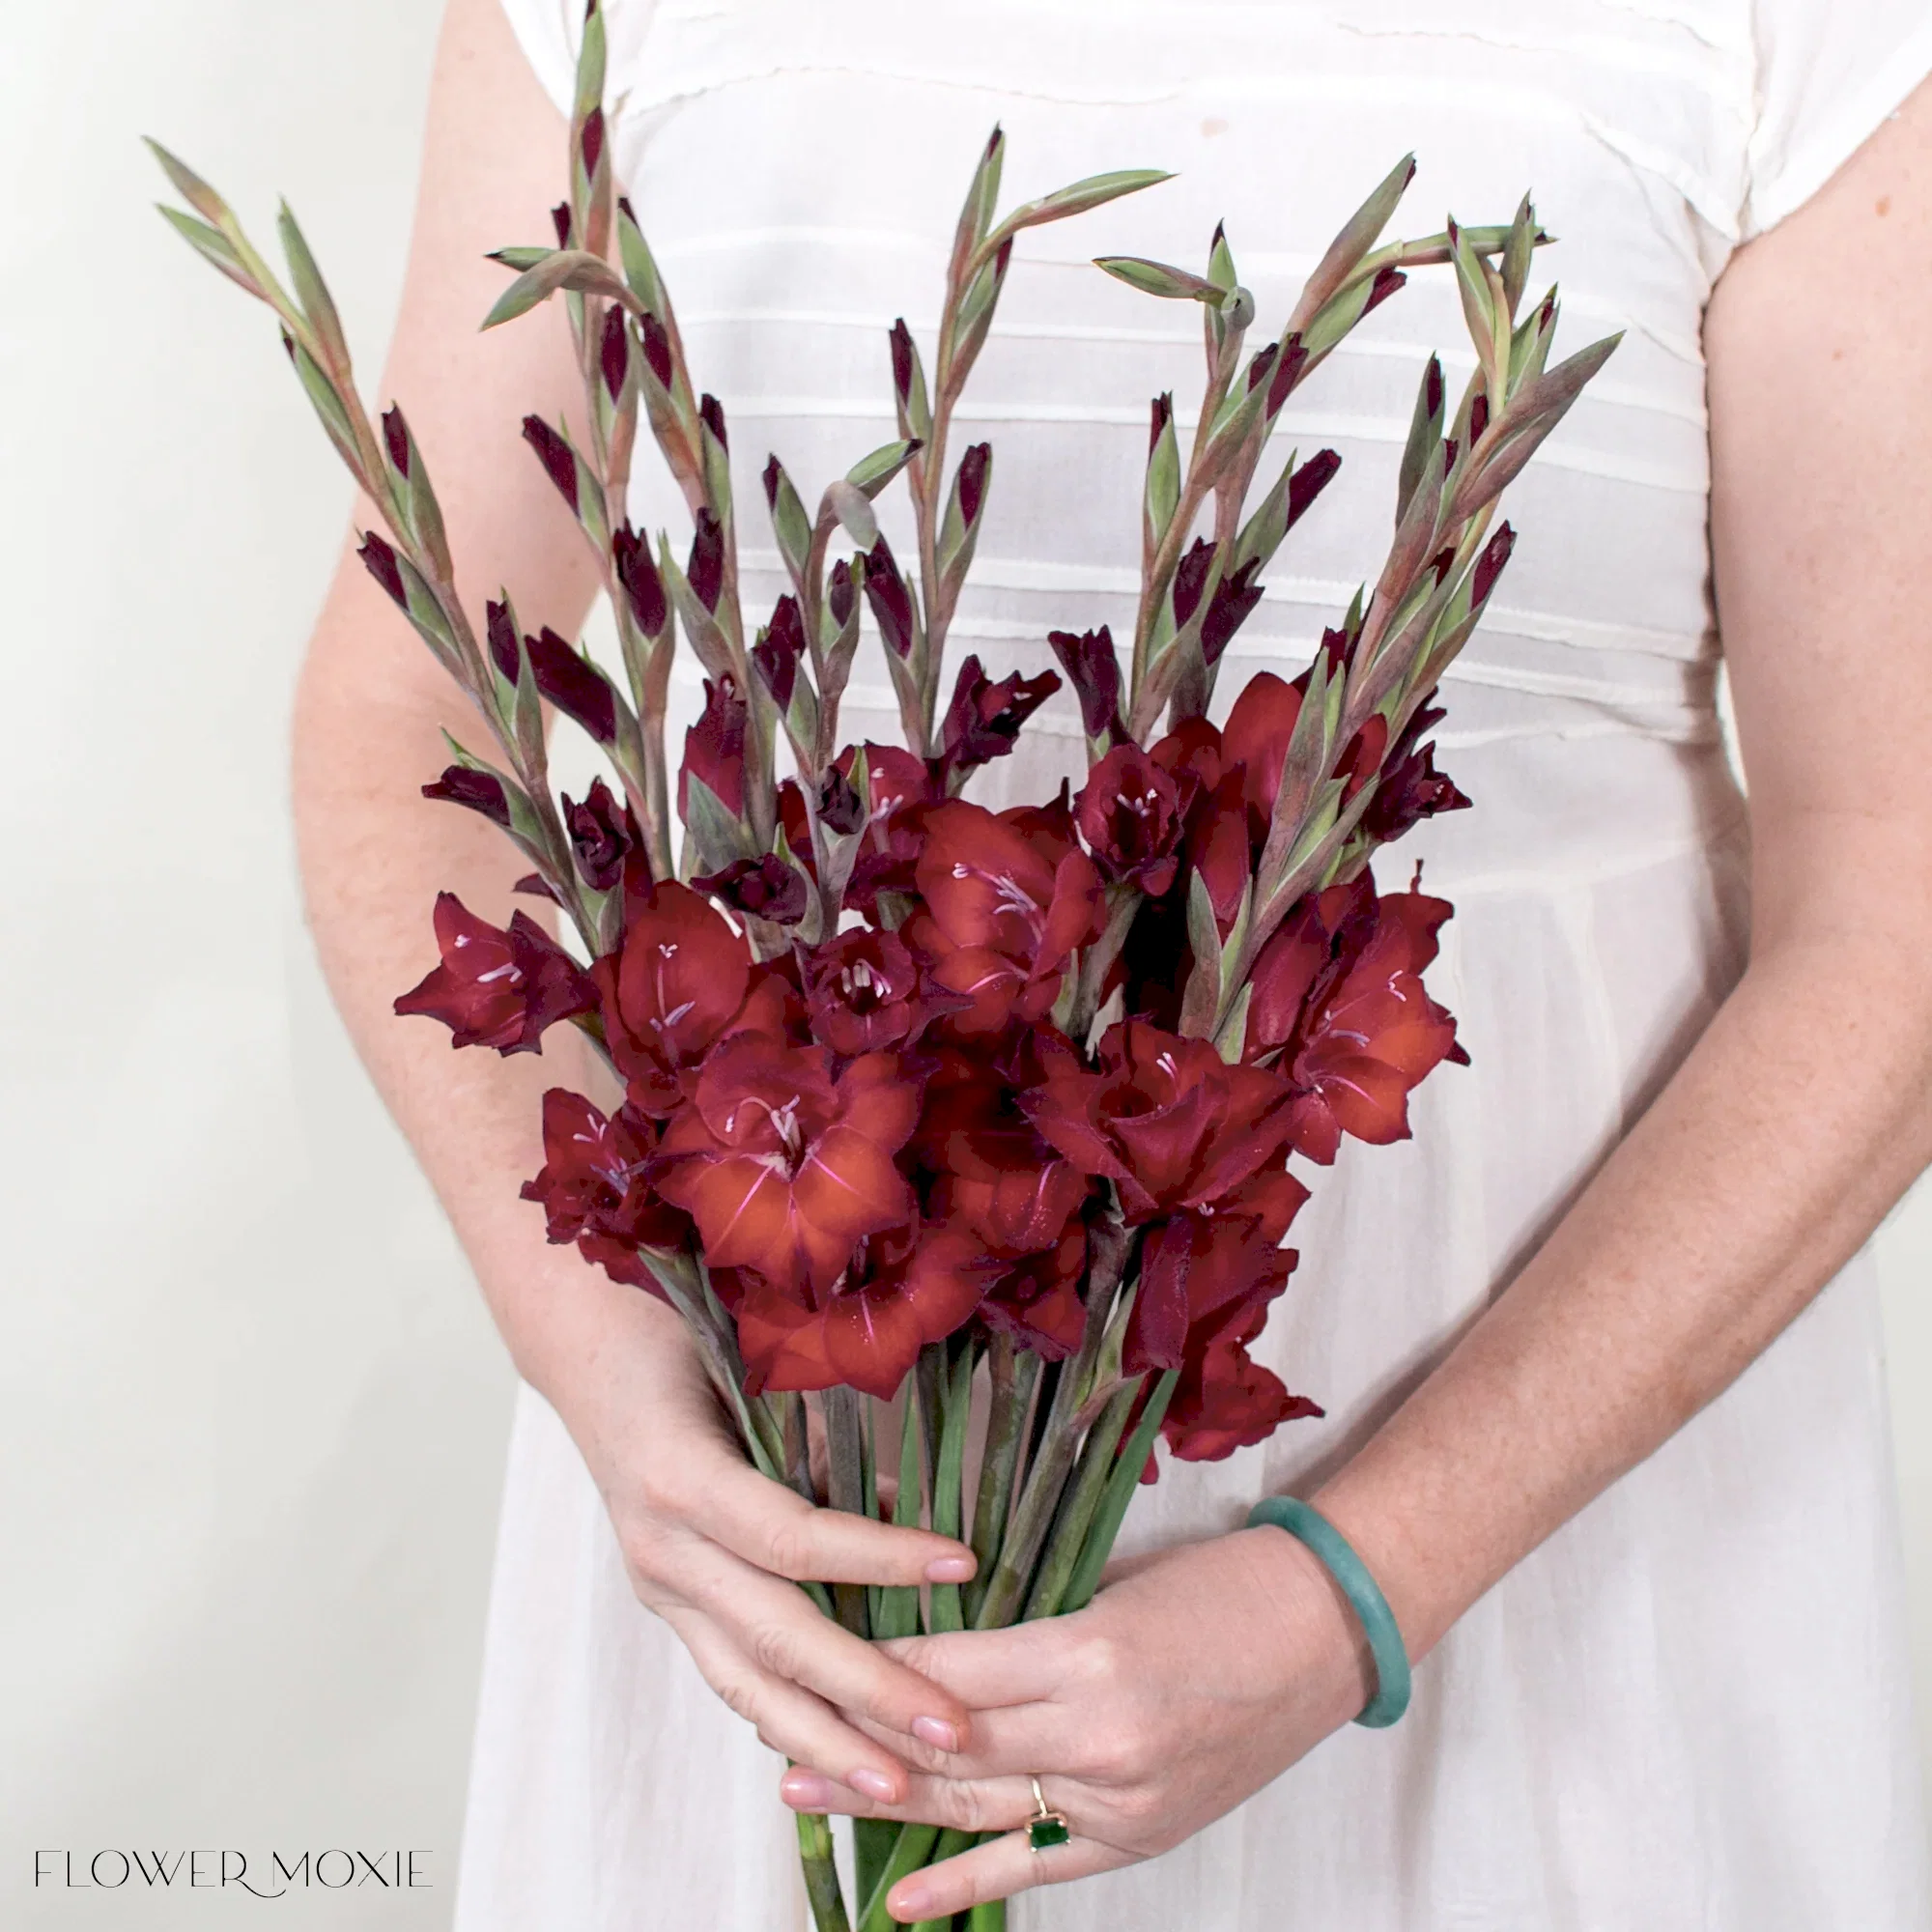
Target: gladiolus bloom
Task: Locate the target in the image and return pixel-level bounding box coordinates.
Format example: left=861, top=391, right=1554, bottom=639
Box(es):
left=1245, top=878, right=1464, bottom=1163
left=394, top=893, right=596, bottom=1053
left=654, top=1037, right=922, bottom=1294
left=521, top=1089, right=688, bottom=1284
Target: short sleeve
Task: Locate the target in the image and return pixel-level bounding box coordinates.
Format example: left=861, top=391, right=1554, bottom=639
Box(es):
left=497, top=0, right=659, bottom=122
left=1741, top=0, right=1932, bottom=238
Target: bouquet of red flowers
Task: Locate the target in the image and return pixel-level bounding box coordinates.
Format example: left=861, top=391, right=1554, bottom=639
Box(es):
left=155, top=6, right=1612, bottom=1924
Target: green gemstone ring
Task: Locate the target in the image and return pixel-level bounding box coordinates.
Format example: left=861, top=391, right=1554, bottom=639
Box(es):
left=1026, top=1776, right=1071, bottom=1852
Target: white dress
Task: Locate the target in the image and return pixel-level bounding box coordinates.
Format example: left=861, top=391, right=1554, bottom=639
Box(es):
left=460, top=3, right=1932, bottom=1926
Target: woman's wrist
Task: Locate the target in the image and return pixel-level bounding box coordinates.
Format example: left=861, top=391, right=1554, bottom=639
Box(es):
left=1226, top=1522, right=1378, bottom=1731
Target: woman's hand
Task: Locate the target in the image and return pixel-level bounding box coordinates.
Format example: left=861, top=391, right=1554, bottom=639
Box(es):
left=776, top=1525, right=1374, bottom=1919
left=559, top=1285, right=981, bottom=1804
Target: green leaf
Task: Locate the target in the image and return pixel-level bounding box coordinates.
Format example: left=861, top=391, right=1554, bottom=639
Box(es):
left=572, top=0, right=607, bottom=123
left=1298, top=152, right=1415, bottom=314
left=488, top=244, right=553, bottom=272
left=997, top=168, right=1173, bottom=242
left=1501, top=193, right=1537, bottom=317
left=1146, top=403, right=1180, bottom=552
left=845, top=438, right=922, bottom=499
left=1058, top=1370, right=1178, bottom=1613
left=1233, top=446, right=1296, bottom=575
left=820, top=478, right=878, bottom=551
left=1093, top=254, right=1222, bottom=302
left=681, top=770, right=751, bottom=876
left=1185, top=869, right=1224, bottom=1011
left=1214, top=982, right=1253, bottom=1064
left=1208, top=221, right=1238, bottom=294
left=156, top=205, right=261, bottom=297
left=1396, top=355, right=1446, bottom=527
left=144, top=137, right=227, bottom=225
left=615, top=201, right=673, bottom=321
left=765, top=457, right=812, bottom=583
left=956, top=126, right=1006, bottom=253
left=480, top=248, right=630, bottom=330
left=276, top=202, right=351, bottom=379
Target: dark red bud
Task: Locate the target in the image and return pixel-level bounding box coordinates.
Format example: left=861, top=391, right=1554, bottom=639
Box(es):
left=1267, top=335, right=1308, bottom=415
left=1245, top=341, right=1279, bottom=394
left=1201, top=558, right=1264, bottom=668
left=827, top=556, right=857, bottom=628
left=612, top=525, right=668, bottom=636
left=1425, top=354, right=1444, bottom=420
left=752, top=595, right=806, bottom=710
left=639, top=312, right=673, bottom=389
left=817, top=765, right=865, bottom=836
left=1172, top=538, right=1215, bottom=629
left=1468, top=391, right=1491, bottom=444
left=889, top=318, right=915, bottom=402
left=699, top=392, right=728, bottom=451
left=279, top=328, right=296, bottom=361
left=688, top=509, right=724, bottom=612
left=1149, top=392, right=1173, bottom=454
left=600, top=305, right=629, bottom=402
left=694, top=854, right=809, bottom=925
left=522, top=415, right=580, bottom=513
left=382, top=406, right=411, bottom=478
left=616, top=193, right=636, bottom=224
left=761, top=453, right=783, bottom=511
left=423, top=765, right=511, bottom=829
left=526, top=626, right=617, bottom=744
left=485, top=599, right=522, bottom=682
left=513, top=872, right=560, bottom=903
left=358, top=532, right=406, bottom=609
left=580, top=105, right=606, bottom=182
left=1048, top=626, right=1122, bottom=741
left=1364, top=264, right=1406, bottom=315
left=1286, top=448, right=1342, bottom=528
left=863, top=537, right=916, bottom=659
left=1471, top=522, right=1516, bottom=609
left=956, top=442, right=990, bottom=526
left=550, top=202, right=573, bottom=248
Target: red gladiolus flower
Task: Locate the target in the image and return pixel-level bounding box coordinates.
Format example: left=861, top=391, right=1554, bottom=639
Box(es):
left=563, top=776, right=637, bottom=892
left=695, top=854, right=810, bottom=926
left=395, top=892, right=597, bottom=1053
left=1126, top=1167, right=1308, bottom=1374
left=521, top=1089, right=688, bottom=1288
left=1163, top=1292, right=1323, bottom=1463
left=908, top=801, right=1102, bottom=1035
left=1075, top=742, right=1188, bottom=896
left=725, top=1223, right=1002, bottom=1400
left=936, top=656, right=1060, bottom=781
left=654, top=1037, right=922, bottom=1294
left=805, top=927, right=956, bottom=1057
left=591, top=881, right=759, bottom=1113
left=1021, top=1020, right=1296, bottom=1222
left=843, top=744, right=938, bottom=915
left=980, top=1218, right=1089, bottom=1360
left=1245, top=877, right=1464, bottom=1163
left=681, top=674, right=748, bottom=820
left=1221, top=668, right=1303, bottom=820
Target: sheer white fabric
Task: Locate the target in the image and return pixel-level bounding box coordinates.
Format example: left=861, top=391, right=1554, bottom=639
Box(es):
left=460, top=4, right=1932, bottom=1925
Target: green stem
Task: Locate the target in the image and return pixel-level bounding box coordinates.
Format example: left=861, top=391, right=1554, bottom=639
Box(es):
left=854, top=1819, right=897, bottom=1925
left=928, top=1342, right=978, bottom=1633
left=823, top=1386, right=870, bottom=1637
left=1023, top=1381, right=1138, bottom=1620
left=1060, top=1369, right=1179, bottom=1614
left=796, top=1806, right=852, bottom=1932
left=966, top=1896, right=1008, bottom=1932
left=964, top=1340, right=1035, bottom=1626
left=907, top=1831, right=980, bottom=1932
left=860, top=1824, right=942, bottom=1932
left=875, top=1374, right=927, bottom=1640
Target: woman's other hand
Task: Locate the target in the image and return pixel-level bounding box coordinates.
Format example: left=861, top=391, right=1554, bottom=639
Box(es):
left=776, top=1526, right=1373, bottom=1918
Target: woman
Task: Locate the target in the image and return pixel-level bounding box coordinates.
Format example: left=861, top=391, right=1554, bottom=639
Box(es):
left=293, top=0, right=1932, bottom=1923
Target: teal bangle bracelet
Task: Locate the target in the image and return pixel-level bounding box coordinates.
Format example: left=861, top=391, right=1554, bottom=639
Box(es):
left=1247, top=1495, right=1412, bottom=1728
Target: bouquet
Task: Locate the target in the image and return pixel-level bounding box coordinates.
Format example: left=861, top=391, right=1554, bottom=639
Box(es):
left=154, top=6, right=1613, bottom=1925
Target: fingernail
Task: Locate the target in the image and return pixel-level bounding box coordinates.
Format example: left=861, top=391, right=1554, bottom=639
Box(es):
left=924, top=1555, right=975, bottom=1583
left=781, top=1771, right=835, bottom=1808
left=911, top=1716, right=959, bottom=1752
left=893, top=1887, right=934, bottom=1919
left=847, top=1767, right=898, bottom=1803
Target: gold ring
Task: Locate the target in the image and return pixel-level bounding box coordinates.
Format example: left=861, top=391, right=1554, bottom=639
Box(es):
left=1026, top=1774, right=1070, bottom=1852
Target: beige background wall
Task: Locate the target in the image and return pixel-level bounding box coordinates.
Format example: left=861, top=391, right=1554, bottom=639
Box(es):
left=1, top=4, right=1924, bottom=1926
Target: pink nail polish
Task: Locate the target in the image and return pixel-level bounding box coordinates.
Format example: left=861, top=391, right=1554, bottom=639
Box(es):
left=847, top=1767, right=897, bottom=1803
left=781, top=1772, right=834, bottom=1808
left=924, top=1555, right=976, bottom=1583
left=911, top=1716, right=959, bottom=1752
left=894, top=1889, right=933, bottom=1919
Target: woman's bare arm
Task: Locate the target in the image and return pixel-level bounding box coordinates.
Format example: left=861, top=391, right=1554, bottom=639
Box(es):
left=293, top=0, right=976, bottom=1798
left=787, top=76, right=1932, bottom=1925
